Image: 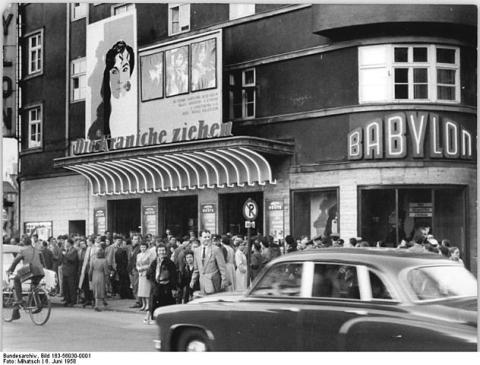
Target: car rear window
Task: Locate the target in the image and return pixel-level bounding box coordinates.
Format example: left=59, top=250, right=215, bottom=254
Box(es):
left=406, top=265, right=477, bottom=301
left=250, top=263, right=303, bottom=297
left=312, top=264, right=360, bottom=299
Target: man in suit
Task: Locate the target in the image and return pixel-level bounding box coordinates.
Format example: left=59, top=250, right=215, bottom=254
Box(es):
left=7, top=237, right=45, bottom=320
left=62, top=238, right=79, bottom=307
left=128, top=234, right=142, bottom=308
left=190, top=230, right=227, bottom=295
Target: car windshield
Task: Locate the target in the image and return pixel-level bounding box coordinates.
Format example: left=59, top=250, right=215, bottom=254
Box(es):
left=406, top=265, right=477, bottom=301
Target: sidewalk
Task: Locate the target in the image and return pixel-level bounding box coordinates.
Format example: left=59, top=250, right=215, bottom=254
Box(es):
left=49, top=295, right=145, bottom=314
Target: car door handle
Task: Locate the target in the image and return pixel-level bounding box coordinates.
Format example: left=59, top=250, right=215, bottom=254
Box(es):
left=279, top=307, right=301, bottom=312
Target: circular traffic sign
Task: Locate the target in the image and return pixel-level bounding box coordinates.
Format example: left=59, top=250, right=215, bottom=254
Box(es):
left=242, top=198, right=258, bottom=221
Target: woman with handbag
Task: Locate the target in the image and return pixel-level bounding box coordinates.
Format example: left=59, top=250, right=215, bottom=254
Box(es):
left=89, top=248, right=109, bottom=312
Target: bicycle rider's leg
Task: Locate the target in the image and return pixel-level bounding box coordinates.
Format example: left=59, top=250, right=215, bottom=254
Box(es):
left=12, top=275, right=23, bottom=305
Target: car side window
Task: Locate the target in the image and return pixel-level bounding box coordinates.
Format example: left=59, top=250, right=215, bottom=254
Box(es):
left=369, top=271, right=392, bottom=300
left=312, top=264, right=360, bottom=299
left=250, top=263, right=303, bottom=297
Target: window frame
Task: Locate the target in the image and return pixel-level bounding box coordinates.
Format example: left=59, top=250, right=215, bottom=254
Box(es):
left=71, top=3, right=88, bottom=21
left=70, top=58, right=87, bottom=102
left=229, top=68, right=256, bottom=120
left=26, top=29, right=43, bottom=76
left=359, top=44, right=460, bottom=104
left=168, top=3, right=190, bottom=36
left=111, top=3, right=135, bottom=16
left=26, top=104, right=43, bottom=150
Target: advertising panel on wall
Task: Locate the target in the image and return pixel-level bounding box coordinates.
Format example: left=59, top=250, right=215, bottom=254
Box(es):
left=94, top=208, right=107, bottom=235
left=24, top=222, right=53, bottom=241
left=85, top=10, right=138, bottom=140
left=2, top=3, right=17, bottom=137
left=266, top=200, right=285, bottom=241
left=143, top=205, right=158, bottom=236
left=310, top=191, right=338, bottom=239
left=139, top=31, right=222, bottom=134
left=200, top=204, right=216, bottom=234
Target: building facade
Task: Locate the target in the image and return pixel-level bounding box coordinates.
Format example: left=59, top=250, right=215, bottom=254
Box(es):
left=17, top=3, right=477, bottom=271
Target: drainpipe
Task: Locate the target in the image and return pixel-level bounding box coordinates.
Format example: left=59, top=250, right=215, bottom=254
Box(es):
left=65, top=4, right=70, bottom=156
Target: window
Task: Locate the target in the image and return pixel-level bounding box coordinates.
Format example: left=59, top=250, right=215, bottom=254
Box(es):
left=250, top=263, right=303, bottom=297
left=312, top=264, right=360, bottom=299
left=27, top=31, right=42, bottom=75
left=71, top=3, right=87, bottom=20
left=229, top=68, right=256, bottom=119
left=406, top=266, right=477, bottom=301
left=359, top=186, right=466, bottom=250
left=112, top=3, right=135, bottom=15
left=168, top=4, right=190, bottom=35
left=229, top=4, right=255, bottom=20
left=369, top=271, right=392, bottom=300
left=292, top=189, right=339, bottom=240
left=359, top=45, right=460, bottom=103
left=27, top=106, right=42, bottom=149
left=71, top=58, right=86, bottom=101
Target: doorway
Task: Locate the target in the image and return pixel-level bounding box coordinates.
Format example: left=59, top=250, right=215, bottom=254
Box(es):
left=158, top=195, right=198, bottom=238
left=219, top=192, right=263, bottom=236
left=68, top=220, right=86, bottom=236
left=107, top=199, right=141, bottom=236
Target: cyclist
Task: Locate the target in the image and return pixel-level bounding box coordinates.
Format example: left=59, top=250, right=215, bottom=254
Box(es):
left=6, top=237, right=45, bottom=320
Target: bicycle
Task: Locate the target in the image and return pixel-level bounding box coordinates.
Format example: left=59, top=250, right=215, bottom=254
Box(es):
left=3, top=275, right=52, bottom=325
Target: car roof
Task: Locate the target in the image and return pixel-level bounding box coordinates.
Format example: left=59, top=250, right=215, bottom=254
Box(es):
left=2, top=244, right=22, bottom=254
left=271, top=247, right=453, bottom=273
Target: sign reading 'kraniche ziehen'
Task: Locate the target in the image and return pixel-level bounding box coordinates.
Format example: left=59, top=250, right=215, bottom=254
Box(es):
left=71, top=120, right=233, bottom=155
left=347, top=112, right=473, bottom=160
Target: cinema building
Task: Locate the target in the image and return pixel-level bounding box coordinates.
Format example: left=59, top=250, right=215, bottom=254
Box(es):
left=17, top=4, right=477, bottom=270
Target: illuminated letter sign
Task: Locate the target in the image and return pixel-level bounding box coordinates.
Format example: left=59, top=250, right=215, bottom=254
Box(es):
left=429, top=113, right=443, bottom=158
left=443, top=119, right=459, bottom=158
left=406, top=112, right=428, bottom=158
left=347, top=127, right=363, bottom=160
left=385, top=113, right=406, bottom=158
left=364, top=119, right=383, bottom=159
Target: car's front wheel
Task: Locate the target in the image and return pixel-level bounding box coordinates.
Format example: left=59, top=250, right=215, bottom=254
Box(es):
left=177, top=329, right=210, bottom=352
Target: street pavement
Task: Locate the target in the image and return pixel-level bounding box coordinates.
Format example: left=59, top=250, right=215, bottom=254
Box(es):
left=2, top=297, right=158, bottom=352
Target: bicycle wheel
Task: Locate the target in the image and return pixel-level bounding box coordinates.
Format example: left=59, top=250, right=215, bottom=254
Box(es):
left=2, top=289, right=15, bottom=322
left=28, top=287, right=51, bottom=325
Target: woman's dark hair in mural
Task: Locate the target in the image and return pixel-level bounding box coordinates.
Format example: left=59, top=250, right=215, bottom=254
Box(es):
left=87, top=40, right=135, bottom=140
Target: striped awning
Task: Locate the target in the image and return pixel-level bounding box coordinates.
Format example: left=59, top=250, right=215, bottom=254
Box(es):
left=54, top=137, right=294, bottom=196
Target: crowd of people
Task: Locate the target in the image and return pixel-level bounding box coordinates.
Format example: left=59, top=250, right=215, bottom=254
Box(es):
left=4, top=224, right=464, bottom=323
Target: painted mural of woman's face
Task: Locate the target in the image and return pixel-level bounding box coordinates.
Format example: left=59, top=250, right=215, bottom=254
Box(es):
left=109, top=49, right=131, bottom=99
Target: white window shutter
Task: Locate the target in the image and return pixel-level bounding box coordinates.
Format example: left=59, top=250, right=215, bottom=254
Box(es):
left=179, top=4, right=190, bottom=31
left=359, top=45, right=390, bottom=103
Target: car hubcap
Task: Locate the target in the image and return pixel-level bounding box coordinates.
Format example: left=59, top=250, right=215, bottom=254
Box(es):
left=186, top=340, right=207, bottom=352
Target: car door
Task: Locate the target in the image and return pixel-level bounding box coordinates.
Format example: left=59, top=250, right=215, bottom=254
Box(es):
left=299, top=262, right=375, bottom=350
left=225, top=261, right=307, bottom=351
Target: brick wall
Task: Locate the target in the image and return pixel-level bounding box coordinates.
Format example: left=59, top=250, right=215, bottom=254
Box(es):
left=20, top=175, right=89, bottom=236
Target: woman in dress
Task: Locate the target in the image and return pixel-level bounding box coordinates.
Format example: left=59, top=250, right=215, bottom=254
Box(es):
left=221, top=236, right=236, bottom=292
left=136, top=241, right=152, bottom=312
left=234, top=240, right=248, bottom=291
left=89, top=248, right=109, bottom=312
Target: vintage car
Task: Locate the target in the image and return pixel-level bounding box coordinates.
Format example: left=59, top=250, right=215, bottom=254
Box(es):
left=153, top=248, right=477, bottom=351
left=2, top=244, right=57, bottom=294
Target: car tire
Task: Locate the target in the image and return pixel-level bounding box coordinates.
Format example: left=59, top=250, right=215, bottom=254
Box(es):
left=177, top=329, right=210, bottom=352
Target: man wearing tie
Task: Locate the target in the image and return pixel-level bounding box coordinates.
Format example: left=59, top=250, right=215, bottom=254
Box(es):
left=190, top=231, right=227, bottom=295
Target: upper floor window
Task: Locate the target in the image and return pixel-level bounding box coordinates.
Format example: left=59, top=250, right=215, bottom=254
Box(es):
left=71, top=58, right=86, bottom=102
left=359, top=44, right=460, bottom=104
left=27, top=31, right=43, bottom=75
left=71, top=3, right=88, bottom=21
left=229, top=4, right=255, bottom=20
left=168, top=3, right=190, bottom=36
left=112, top=3, right=135, bottom=15
left=229, top=68, right=256, bottom=120
left=27, top=106, right=42, bottom=149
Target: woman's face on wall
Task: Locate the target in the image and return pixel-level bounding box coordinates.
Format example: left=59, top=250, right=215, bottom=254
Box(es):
left=110, top=49, right=131, bottom=98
